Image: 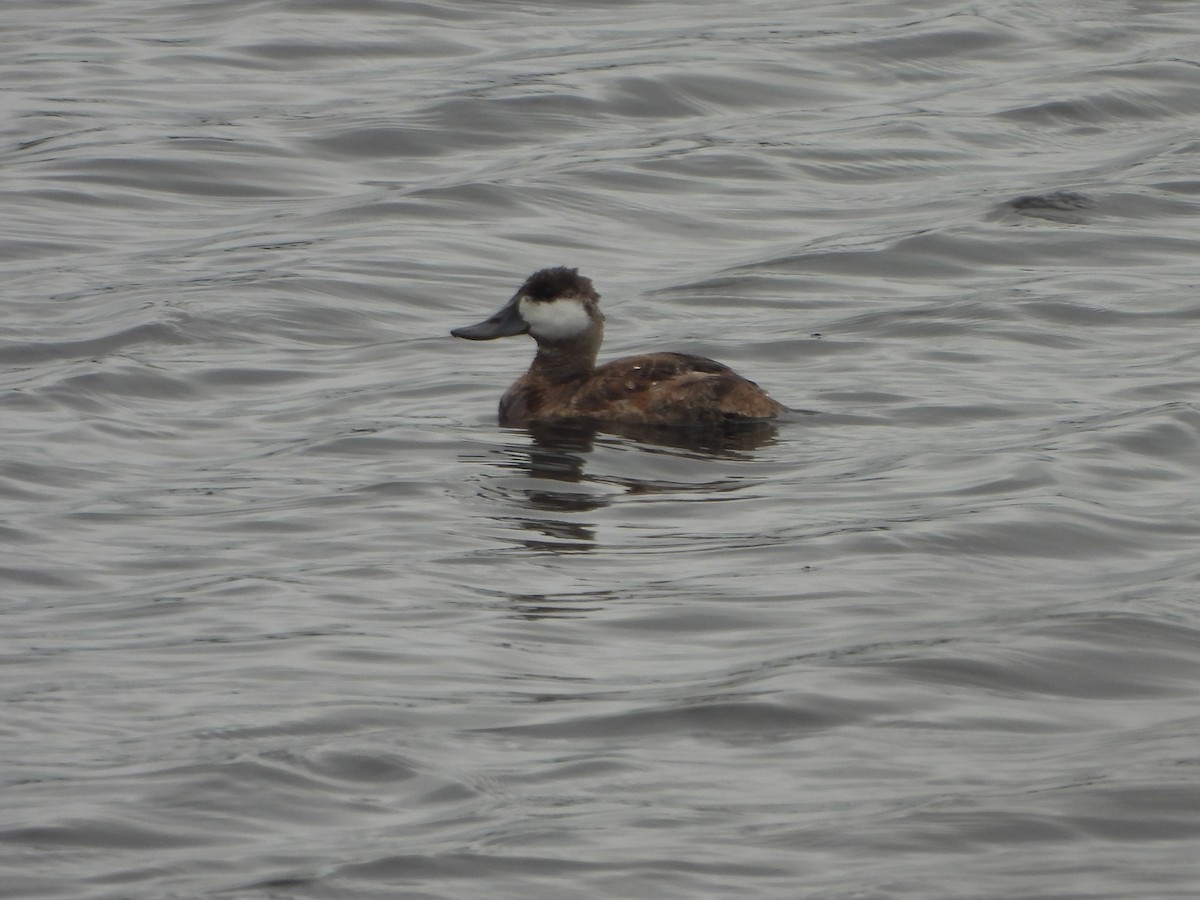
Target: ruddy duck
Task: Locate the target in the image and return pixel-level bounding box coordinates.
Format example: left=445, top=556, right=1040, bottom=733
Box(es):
left=451, top=267, right=788, bottom=427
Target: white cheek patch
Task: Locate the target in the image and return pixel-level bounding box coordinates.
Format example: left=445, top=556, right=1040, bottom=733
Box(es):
left=518, top=296, right=591, bottom=340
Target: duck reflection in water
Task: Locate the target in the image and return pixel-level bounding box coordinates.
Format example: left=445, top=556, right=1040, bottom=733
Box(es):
left=452, top=267, right=788, bottom=448
left=480, top=417, right=774, bottom=551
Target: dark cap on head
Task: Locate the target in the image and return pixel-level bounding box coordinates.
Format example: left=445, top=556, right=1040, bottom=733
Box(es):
left=519, top=267, right=598, bottom=302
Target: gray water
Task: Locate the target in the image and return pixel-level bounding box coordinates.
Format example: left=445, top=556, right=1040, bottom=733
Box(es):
left=4, top=1, right=1200, bottom=897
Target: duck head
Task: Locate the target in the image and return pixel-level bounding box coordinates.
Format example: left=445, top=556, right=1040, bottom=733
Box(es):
left=451, top=267, right=603, bottom=344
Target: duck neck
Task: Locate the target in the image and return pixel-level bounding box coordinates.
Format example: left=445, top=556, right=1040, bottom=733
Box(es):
left=528, top=326, right=603, bottom=384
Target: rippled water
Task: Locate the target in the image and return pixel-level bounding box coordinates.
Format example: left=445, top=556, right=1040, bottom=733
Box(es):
left=5, top=1, right=1200, bottom=897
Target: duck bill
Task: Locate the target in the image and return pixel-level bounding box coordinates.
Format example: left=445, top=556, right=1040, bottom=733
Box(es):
left=450, top=297, right=528, bottom=340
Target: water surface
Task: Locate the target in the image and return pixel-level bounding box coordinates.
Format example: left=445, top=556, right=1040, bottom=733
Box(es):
left=3, top=1, right=1200, bottom=897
